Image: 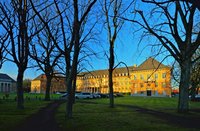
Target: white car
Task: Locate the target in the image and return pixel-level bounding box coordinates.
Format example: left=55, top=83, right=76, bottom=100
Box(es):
left=75, top=92, right=93, bottom=99
left=92, top=93, right=101, bottom=98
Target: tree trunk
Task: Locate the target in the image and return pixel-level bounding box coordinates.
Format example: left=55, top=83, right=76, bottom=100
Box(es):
left=109, top=43, right=114, bottom=108
left=17, top=69, right=24, bottom=109
left=65, top=50, right=73, bottom=119
left=66, top=76, right=73, bottom=118
left=178, top=58, right=191, bottom=113
left=45, top=75, right=52, bottom=101
left=190, top=83, right=196, bottom=100
left=66, top=2, right=80, bottom=118
left=72, top=75, right=77, bottom=104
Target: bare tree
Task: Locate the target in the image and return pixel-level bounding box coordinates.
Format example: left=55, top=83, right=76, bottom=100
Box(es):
left=0, top=33, right=9, bottom=68
left=65, top=0, right=97, bottom=118
left=190, top=49, right=200, bottom=99
left=0, top=0, right=32, bottom=109
left=29, top=20, right=62, bottom=101
left=141, top=0, right=200, bottom=10
left=102, top=0, right=128, bottom=107
left=128, top=0, right=200, bottom=112
left=30, top=0, right=97, bottom=118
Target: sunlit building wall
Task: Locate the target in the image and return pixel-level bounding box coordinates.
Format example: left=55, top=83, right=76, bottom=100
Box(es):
left=31, top=74, right=66, bottom=93
left=76, top=57, right=172, bottom=96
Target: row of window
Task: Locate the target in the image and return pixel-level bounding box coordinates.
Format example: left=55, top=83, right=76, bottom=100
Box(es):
left=133, top=73, right=166, bottom=80
left=78, top=73, right=130, bottom=80
left=133, top=82, right=166, bottom=88
left=78, top=72, right=167, bottom=80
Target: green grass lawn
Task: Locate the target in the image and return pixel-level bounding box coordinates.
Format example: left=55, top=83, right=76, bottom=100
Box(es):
left=56, top=96, right=200, bottom=131
left=0, top=99, right=50, bottom=131
left=0, top=92, right=61, bottom=100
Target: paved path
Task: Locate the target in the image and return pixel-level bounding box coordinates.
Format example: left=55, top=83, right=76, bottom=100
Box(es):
left=16, top=100, right=64, bottom=131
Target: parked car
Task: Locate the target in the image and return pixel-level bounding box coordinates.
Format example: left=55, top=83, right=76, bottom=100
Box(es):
left=60, top=93, right=68, bottom=100
left=190, top=95, right=200, bottom=101
left=75, top=92, right=93, bottom=99
left=115, top=93, right=124, bottom=97
left=92, top=93, right=101, bottom=98
left=98, top=93, right=109, bottom=98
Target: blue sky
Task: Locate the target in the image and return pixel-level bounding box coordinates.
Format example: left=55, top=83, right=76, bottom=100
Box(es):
left=1, top=26, right=173, bottom=80
left=0, top=0, right=175, bottom=80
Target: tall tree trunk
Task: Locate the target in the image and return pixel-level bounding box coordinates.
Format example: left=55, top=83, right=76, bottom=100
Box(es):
left=66, top=75, right=73, bottom=118
left=190, top=83, right=196, bottom=100
left=66, top=45, right=79, bottom=118
left=178, top=58, right=191, bottom=112
left=66, top=0, right=80, bottom=118
left=17, top=69, right=24, bottom=109
left=72, top=75, right=77, bottom=104
left=109, top=43, right=114, bottom=108
left=45, top=75, right=52, bottom=101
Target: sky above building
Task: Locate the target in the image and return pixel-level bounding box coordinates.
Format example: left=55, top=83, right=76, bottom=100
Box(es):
left=0, top=1, right=175, bottom=80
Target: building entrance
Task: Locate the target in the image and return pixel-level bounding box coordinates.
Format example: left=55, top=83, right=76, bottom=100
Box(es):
left=147, top=90, right=152, bottom=96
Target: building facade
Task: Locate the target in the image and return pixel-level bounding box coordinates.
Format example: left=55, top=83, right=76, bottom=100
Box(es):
left=76, top=58, right=172, bottom=96
left=0, top=73, right=16, bottom=93
left=31, top=74, right=66, bottom=93
left=31, top=58, right=172, bottom=96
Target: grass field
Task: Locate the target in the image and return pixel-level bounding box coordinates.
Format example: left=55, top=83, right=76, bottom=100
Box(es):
left=0, top=93, right=60, bottom=131
left=0, top=95, right=200, bottom=130
left=56, top=96, right=200, bottom=131
left=0, top=92, right=61, bottom=101
left=0, top=100, right=50, bottom=131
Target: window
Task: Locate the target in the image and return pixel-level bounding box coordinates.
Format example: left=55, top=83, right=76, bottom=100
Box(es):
left=140, top=83, right=144, bottom=88
left=134, top=75, right=137, bottom=80
left=162, top=82, right=166, bottom=88
left=155, top=82, right=158, bottom=87
left=155, top=74, right=158, bottom=79
left=133, top=83, right=137, bottom=88
left=140, top=75, right=144, bottom=80
left=135, top=83, right=137, bottom=88
left=162, top=73, right=166, bottom=78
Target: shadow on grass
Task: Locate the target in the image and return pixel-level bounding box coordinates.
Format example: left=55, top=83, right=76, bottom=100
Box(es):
left=78, top=100, right=200, bottom=129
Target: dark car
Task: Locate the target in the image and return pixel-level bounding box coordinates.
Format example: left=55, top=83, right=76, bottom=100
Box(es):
left=191, top=95, right=200, bottom=101
left=115, top=93, right=124, bottom=97
left=98, top=93, right=109, bottom=98
left=59, top=93, right=68, bottom=100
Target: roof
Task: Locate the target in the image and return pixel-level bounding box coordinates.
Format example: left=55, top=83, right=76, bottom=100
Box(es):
left=79, top=57, right=170, bottom=77
left=33, top=57, right=170, bottom=79
left=0, top=73, right=16, bottom=82
left=32, top=74, right=46, bottom=81
left=32, top=74, right=65, bottom=81
left=136, top=57, right=170, bottom=71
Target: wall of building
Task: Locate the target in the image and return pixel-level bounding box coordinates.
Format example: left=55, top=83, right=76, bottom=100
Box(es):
left=131, top=68, right=171, bottom=96
left=31, top=80, right=41, bottom=93
left=76, top=67, right=171, bottom=96
left=30, top=78, right=66, bottom=93
left=0, top=81, right=16, bottom=93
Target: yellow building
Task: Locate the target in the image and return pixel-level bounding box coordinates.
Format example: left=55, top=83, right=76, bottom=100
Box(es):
left=76, top=57, right=171, bottom=96
left=31, top=74, right=66, bottom=93
left=31, top=58, right=171, bottom=96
